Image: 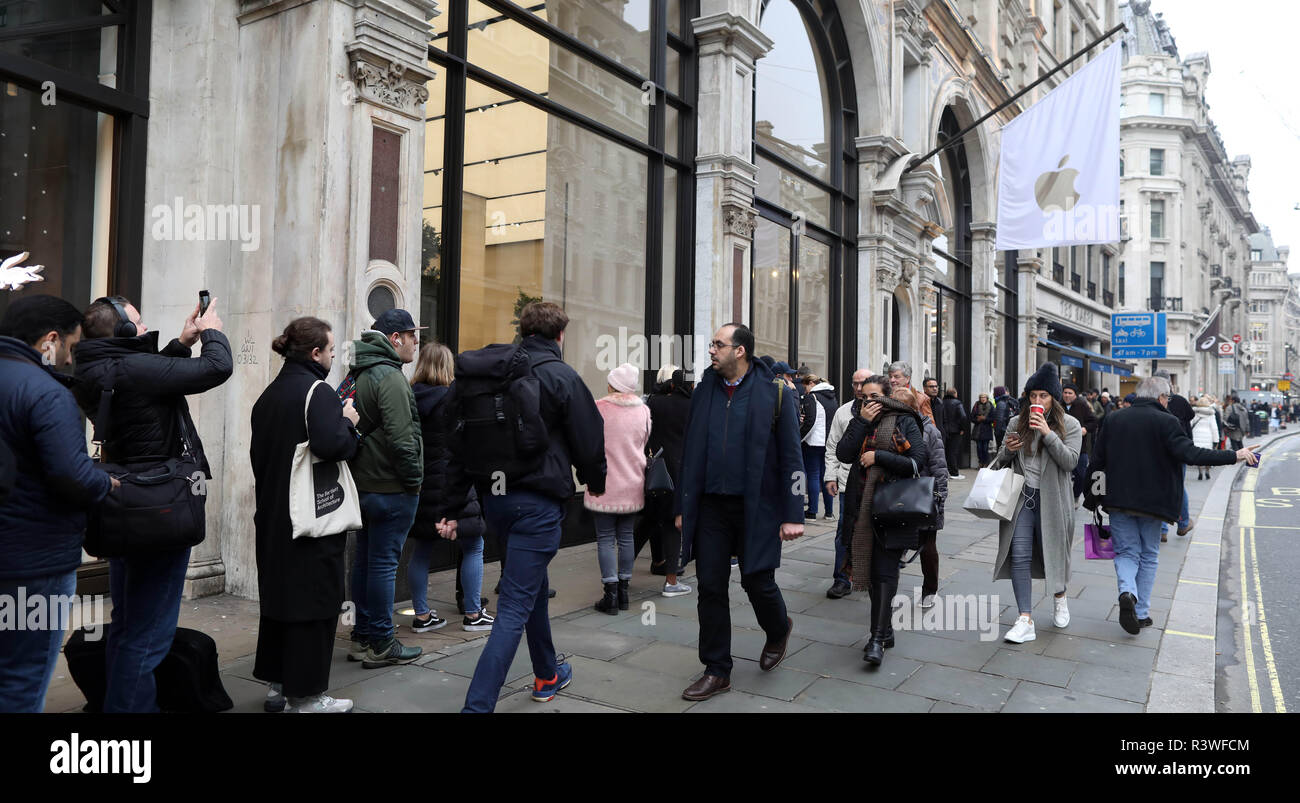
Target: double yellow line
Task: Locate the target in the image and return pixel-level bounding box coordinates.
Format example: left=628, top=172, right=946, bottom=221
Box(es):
left=1238, top=471, right=1288, bottom=713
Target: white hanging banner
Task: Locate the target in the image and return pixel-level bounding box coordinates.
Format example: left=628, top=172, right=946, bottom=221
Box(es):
left=995, top=43, right=1122, bottom=250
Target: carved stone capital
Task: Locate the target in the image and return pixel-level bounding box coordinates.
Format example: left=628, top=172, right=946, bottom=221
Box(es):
left=348, top=46, right=435, bottom=119
left=722, top=204, right=757, bottom=239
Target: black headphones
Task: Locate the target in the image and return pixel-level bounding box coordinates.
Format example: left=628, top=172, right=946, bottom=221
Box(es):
left=95, top=296, right=137, bottom=338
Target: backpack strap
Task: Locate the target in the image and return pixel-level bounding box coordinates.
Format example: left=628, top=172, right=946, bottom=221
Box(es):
left=772, top=378, right=784, bottom=429
left=91, top=359, right=124, bottom=458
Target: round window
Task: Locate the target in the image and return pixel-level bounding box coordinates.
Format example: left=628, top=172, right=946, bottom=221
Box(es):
left=367, top=285, right=396, bottom=320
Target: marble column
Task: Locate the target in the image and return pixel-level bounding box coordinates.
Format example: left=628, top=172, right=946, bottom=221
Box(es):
left=692, top=0, right=772, bottom=375
left=142, top=0, right=439, bottom=599
left=1016, top=253, right=1043, bottom=389
left=969, top=221, right=997, bottom=395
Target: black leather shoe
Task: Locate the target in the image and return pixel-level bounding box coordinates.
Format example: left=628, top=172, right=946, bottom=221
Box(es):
left=759, top=617, right=794, bottom=671
left=682, top=674, right=731, bottom=701
left=863, top=638, right=885, bottom=666
left=1118, top=592, right=1140, bottom=634
left=863, top=634, right=895, bottom=651
left=593, top=582, right=618, bottom=615
left=1139, top=617, right=1154, bottom=628
left=826, top=580, right=851, bottom=599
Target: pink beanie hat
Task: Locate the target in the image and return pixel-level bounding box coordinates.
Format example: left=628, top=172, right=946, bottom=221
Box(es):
left=608, top=363, right=638, bottom=394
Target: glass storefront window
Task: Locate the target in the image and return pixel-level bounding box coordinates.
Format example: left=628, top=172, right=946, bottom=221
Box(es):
left=797, top=237, right=830, bottom=377
left=0, top=2, right=120, bottom=86
left=755, top=0, right=831, bottom=182
left=467, top=0, right=650, bottom=143
left=456, top=80, right=647, bottom=396
left=527, top=0, right=652, bottom=77
left=756, top=154, right=830, bottom=229
left=941, top=291, right=959, bottom=394
left=0, top=85, right=113, bottom=319
left=753, top=217, right=791, bottom=361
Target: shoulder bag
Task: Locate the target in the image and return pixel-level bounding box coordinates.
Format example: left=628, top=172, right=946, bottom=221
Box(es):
left=290, top=380, right=364, bottom=538
left=85, top=362, right=209, bottom=558
left=871, top=458, right=936, bottom=529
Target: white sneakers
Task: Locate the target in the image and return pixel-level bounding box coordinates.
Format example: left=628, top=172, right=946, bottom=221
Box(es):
left=1004, top=615, right=1036, bottom=643
left=1053, top=595, right=1070, bottom=628
left=662, top=581, right=693, bottom=597
left=920, top=593, right=937, bottom=610
left=285, top=694, right=353, bottom=713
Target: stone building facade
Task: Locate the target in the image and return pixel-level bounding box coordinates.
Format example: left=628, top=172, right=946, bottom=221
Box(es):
left=26, top=0, right=1280, bottom=601
left=1115, top=0, right=1258, bottom=399
left=1245, top=229, right=1291, bottom=390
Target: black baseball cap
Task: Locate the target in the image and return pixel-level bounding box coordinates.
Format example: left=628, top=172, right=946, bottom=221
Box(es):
left=372, top=308, right=427, bottom=336
left=772, top=361, right=795, bottom=376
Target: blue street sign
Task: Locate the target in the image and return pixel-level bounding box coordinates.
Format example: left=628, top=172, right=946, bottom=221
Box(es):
left=1111, top=312, right=1167, bottom=359
left=1061, top=355, right=1085, bottom=368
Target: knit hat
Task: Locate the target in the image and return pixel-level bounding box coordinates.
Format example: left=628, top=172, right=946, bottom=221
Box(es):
left=608, top=362, right=638, bottom=394
left=1024, top=362, right=1063, bottom=402
left=993, top=386, right=1007, bottom=397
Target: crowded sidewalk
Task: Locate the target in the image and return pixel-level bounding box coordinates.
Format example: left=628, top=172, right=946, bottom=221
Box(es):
left=39, top=429, right=1284, bottom=714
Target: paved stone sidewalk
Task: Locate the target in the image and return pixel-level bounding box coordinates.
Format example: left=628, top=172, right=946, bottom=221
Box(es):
left=45, top=434, right=1271, bottom=713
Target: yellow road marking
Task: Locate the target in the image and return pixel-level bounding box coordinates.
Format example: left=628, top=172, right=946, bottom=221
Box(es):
left=1189, top=542, right=1219, bottom=548
left=1200, top=515, right=1224, bottom=520
left=1239, top=491, right=1255, bottom=527
left=1248, top=526, right=1288, bottom=713
left=1165, top=629, right=1214, bottom=640
left=1243, top=471, right=1258, bottom=493
left=1241, top=524, right=1300, bottom=530
left=1240, top=527, right=1262, bottom=713
left=1179, top=579, right=1217, bottom=586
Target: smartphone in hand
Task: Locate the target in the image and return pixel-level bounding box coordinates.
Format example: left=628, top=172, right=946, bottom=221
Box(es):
left=199, top=289, right=211, bottom=316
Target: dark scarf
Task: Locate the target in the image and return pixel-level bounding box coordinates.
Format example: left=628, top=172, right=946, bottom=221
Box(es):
left=850, top=397, right=915, bottom=593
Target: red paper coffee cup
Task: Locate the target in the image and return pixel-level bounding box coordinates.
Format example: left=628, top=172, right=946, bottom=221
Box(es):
left=1030, top=404, right=1045, bottom=416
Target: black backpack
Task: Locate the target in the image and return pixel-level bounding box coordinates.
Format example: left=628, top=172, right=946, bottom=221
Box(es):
left=64, top=626, right=232, bottom=713
left=446, top=343, right=556, bottom=482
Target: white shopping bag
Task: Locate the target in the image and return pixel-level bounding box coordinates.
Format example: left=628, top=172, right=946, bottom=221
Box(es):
left=290, top=381, right=364, bottom=538
left=961, top=467, right=1025, bottom=521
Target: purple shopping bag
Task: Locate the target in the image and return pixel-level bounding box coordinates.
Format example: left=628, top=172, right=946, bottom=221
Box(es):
left=1084, top=515, right=1115, bottom=560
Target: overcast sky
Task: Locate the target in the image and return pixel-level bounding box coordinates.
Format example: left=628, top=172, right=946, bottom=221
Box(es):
left=1152, top=0, right=1300, bottom=273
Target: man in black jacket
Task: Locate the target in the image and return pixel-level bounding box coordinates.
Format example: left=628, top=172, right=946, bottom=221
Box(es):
left=1087, top=375, right=1255, bottom=635
left=923, top=377, right=945, bottom=435
left=74, top=295, right=232, bottom=713
left=940, top=388, right=969, bottom=478
left=1061, top=382, right=1097, bottom=502
left=450, top=302, right=607, bottom=712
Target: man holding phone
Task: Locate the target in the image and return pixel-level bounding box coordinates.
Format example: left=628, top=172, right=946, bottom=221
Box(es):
left=1086, top=375, right=1257, bottom=636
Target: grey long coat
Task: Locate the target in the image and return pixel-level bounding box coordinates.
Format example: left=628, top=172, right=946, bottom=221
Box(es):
left=988, top=414, right=1082, bottom=595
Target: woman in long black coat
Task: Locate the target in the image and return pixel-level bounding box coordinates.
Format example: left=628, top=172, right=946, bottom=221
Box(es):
left=836, top=375, right=926, bottom=668
left=250, top=317, right=359, bottom=713
left=642, top=366, right=692, bottom=595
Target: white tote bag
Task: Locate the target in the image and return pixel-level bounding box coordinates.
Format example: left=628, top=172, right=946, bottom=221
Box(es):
left=289, top=380, right=364, bottom=539
left=962, top=466, right=1025, bottom=521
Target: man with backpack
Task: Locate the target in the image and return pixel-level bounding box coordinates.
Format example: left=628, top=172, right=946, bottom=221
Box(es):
left=343, top=309, right=426, bottom=669
left=447, top=301, right=607, bottom=712
left=992, top=385, right=1018, bottom=450
left=0, top=296, right=117, bottom=712
left=74, top=294, right=231, bottom=712
left=1223, top=394, right=1248, bottom=450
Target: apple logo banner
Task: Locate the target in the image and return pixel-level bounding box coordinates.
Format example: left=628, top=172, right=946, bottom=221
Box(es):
left=995, top=42, right=1122, bottom=250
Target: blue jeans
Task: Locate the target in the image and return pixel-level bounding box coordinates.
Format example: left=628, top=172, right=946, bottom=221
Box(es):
left=407, top=532, right=486, bottom=618
left=1010, top=488, right=1043, bottom=614
left=0, top=570, right=77, bottom=713
left=1109, top=510, right=1164, bottom=619
left=593, top=512, right=635, bottom=583
left=463, top=490, right=562, bottom=713
left=802, top=445, right=829, bottom=516
left=351, top=492, right=419, bottom=646
left=104, top=547, right=191, bottom=712
left=833, top=495, right=849, bottom=584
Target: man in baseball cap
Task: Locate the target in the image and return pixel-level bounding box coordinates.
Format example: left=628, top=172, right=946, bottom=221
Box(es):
left=345, top=308, right=426, bottom=668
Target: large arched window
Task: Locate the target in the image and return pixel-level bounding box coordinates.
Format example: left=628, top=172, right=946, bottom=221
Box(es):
left=931, top=107, right=973, bottom=406
left=752, top=0, right=856, bottom=385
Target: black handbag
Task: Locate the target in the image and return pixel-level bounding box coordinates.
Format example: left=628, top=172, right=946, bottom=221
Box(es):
left=84, top=362, right=209, bottom=558
left=645, top=447, right=673, bottom=495
left=871, top=458, right=936, bottom=529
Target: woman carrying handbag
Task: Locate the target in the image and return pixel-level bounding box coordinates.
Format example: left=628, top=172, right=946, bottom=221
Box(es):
left=835, top=376, right=927, bottom=667
left=892, top=387, right=949, bottom=610
left=250, top=317, right=361, bottom=713
left=987, top=363, right=1082, bottom=644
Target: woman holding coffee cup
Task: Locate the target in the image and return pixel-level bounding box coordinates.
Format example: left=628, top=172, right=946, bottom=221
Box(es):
left=987, top=363, right=1082, bottom=644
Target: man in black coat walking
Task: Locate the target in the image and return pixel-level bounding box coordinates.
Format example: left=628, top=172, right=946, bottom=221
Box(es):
left=74, top=295, right=232, bottom=713
left=1087, top=375, right=1256, bottom=634
left=675, top=323, right=804, bottom=701
left=1061, top=382, right=1097, bottom=502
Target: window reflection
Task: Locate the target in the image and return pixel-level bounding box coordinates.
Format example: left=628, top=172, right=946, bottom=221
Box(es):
left=797, top=237, right=831, bottom=377
left=456, top=80, right=647, bottom=396
left=755, top=0, right=831, bottom=182
left=753, top=217, right=791, bottom=361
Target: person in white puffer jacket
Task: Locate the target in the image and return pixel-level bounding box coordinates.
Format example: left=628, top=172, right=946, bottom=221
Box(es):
left=1190, top=397, right=1220, bottom=480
